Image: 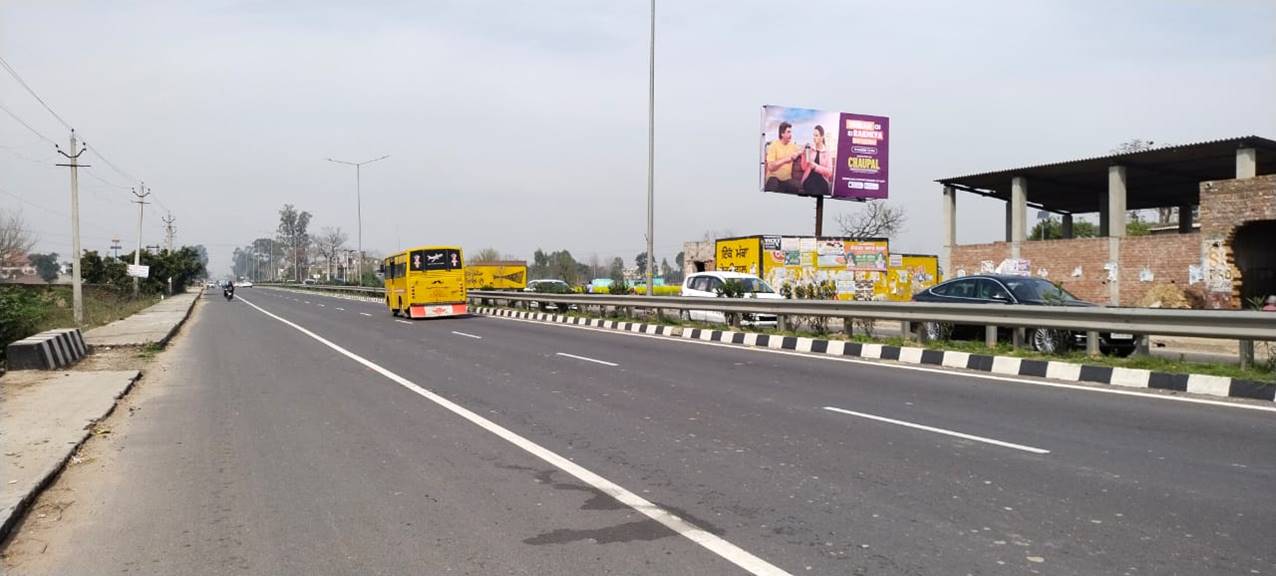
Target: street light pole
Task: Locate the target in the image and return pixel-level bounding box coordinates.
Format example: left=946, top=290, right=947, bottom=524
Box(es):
left=645, top=0, right=656, bottom=297
left=328, top=155, right=389, bottom=286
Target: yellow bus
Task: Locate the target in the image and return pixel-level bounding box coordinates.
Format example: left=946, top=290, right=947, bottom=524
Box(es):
left=383, top=246, right=468, bottom=318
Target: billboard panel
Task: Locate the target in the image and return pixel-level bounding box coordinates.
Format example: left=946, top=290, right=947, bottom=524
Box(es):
left=760, top=106, right=889, bottom=201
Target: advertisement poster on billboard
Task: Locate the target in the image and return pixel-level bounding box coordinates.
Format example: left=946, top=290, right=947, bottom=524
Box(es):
left=760, top=105, right=889, bottom=200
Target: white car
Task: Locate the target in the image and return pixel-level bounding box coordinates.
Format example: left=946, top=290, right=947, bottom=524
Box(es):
left=680, top=271, right=783, bottom=325
left=525, top=279, right=572, bottom=310
left=235, top=280, right=254, bottom=288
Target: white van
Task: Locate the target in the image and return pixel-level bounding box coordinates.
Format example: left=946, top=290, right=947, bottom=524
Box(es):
left=680, top=271, right=783, bottom=325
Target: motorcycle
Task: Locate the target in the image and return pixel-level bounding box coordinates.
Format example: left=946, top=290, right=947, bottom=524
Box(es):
left=223, top=285, right=235, bottom=301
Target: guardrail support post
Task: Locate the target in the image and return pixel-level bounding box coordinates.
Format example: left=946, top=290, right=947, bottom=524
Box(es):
left=1011, top=327, right=1024, bottom=349
left=985, top=325, right=997, bottom=349
left=901, top=320, right=912, bottom=341
left=777, top=315, right=787, bottom=332
left=1239, top=340, right=1254, bottom=370
left=843, top=317, right=853, bottom=337
left=1134, top=335, right=1150, bottom=356
left=1086, top=330, right=1100, bottom=357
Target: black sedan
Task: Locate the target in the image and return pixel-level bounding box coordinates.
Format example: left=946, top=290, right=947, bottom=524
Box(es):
left=911, top=274, right=1137, bottom=356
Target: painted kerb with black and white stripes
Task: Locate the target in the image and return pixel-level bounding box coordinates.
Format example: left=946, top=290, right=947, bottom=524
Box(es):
left=477, top=307, right=1276, bottom=403
left=5, top=328, right=89, bottom=370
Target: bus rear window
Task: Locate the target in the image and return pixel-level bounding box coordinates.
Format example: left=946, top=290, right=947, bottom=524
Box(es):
left=410, top=249, right=461, bottom=272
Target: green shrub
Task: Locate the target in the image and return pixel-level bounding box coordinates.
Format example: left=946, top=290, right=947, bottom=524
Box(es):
left=0, top=287, right=49, bottom=363
left=609, top=278, right=630, bottom=295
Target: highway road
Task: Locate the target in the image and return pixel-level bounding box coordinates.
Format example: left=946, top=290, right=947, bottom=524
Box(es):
left=9, top=287, right=1275, bottom=575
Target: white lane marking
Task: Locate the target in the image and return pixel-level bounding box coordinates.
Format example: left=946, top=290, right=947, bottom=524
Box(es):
left=555, top=352, right=618, bottom=367
left=360, top=312, right=373, bottom=317
left=317, top=303, right=326, bottom=307
left=336, top=307, right=345, bottom=311
left=451, top=331, right=483, bottom=340
left=395, top=319, right=413, bottom=325
left=482, top=315, right=1276, bottom=414
left=235, top=296, right=789, bottom=576
left=304, top=301, right=311, bottom=304
left=823, top=406, right=1051, bottom=455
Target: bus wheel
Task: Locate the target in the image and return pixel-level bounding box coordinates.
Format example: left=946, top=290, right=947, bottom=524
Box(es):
left=391, top=308, right=399, bottom=317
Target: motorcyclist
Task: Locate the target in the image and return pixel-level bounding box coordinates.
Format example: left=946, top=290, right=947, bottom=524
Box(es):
left=223, top=280, right=235, bottom=300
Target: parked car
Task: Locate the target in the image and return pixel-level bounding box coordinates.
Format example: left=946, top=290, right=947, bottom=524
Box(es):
left=911, top=274, right=1136, bottom=356
left=681, top=271, right=783, bottom=326
left=235, top=280, right=254, bottom=288
left=525, top=279, right=573, bottom=310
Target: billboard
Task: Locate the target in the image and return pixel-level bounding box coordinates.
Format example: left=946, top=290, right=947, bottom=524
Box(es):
left=760, top=106, right=889, bottom=200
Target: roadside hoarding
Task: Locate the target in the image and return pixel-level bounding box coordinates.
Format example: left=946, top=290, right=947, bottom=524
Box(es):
left=464, top=261, right=528, bottom=290
left=760, top=106, right=889, bottom=200
left=127, top=264, right=150, bottom=278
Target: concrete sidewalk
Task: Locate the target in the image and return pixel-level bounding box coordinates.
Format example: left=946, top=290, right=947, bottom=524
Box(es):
left=0, top=370, right=140, bottom=541
left=84, top=290, right=201, bottom=347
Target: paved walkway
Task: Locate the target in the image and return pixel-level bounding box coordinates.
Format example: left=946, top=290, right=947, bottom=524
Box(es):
left=0, top=370, right=140, bottom=540
left=84, top=290, right=201, bottom=347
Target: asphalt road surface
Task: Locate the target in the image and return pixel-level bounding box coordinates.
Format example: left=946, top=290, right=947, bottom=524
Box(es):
left=8, top=288, right=1274, bottom=575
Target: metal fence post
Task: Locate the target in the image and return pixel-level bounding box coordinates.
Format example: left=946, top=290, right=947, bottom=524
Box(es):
left=985, top=325, right=997, bottom=349
left=1240, top=340, right=1254, bottom=370
left=844, top=317, right=853, bottom=337
left=1086, top=330, right=1100, bottom=357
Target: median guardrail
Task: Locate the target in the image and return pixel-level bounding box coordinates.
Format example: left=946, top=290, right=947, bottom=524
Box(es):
left=260, top=283, right=1275, bottom=363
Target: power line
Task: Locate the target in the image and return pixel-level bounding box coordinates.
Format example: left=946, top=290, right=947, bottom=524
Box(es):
left=0, top=54, right=72, bottom=131
left=0, top=98, right=57, bottom=145
left=0, top=54, right=156, bottom=206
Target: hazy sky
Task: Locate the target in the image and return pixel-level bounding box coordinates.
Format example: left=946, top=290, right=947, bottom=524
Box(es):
left=3, top=0, right=1274, bottom=276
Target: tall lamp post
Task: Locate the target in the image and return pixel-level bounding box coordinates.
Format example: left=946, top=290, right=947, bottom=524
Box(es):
left=644, top=0, right=655, bottom=297
left=327, top=155, right=389, bottom=286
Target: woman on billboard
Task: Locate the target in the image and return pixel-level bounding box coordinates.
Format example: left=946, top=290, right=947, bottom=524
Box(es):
left=800, top=125, right=833, bottom=197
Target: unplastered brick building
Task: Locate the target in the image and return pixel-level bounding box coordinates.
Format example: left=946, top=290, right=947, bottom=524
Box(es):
left=936, top=137, right=1276, bottom=309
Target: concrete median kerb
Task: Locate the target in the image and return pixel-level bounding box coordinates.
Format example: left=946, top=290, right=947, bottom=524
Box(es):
left=473, top=306, right=1276, bottom=403
left=83, top=289, right=202, bottom=348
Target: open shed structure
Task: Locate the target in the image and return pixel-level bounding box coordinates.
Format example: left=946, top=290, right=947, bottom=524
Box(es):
left=936, top=136, right=1276, bottom=308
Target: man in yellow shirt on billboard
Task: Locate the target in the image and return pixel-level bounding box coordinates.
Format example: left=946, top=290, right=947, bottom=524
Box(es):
left=764, top=122, right=802, bottom=194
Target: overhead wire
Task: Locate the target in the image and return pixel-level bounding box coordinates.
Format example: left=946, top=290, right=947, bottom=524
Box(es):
left=1, top=53, right=158, bottom=206
left=0, top=54, right=73, bottom=131
left=0, top=97, right=57, bottom=145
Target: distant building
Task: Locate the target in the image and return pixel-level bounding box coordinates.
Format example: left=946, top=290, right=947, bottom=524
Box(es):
left=937, top=136, right=1275, bottom=308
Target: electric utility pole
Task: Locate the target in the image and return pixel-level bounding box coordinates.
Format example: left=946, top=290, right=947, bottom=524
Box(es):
left=327, top=155, right=389, bottom=286
left=131, top=184, right=151, bottom=297
left=162, top=213, right=176, bottom=252
left=55, top=130, right=89, bottom=325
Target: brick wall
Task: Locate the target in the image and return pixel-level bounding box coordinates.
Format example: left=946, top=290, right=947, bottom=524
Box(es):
left=949, top=242, right=1010, bottom=278
left=953, top=235, right=1199, bottom=306
left=1199, top=174, right=1276, bottom=308
left=1019, top=238, right=1110, bottom=303
left=1117, top=233, right=1200, bottom=305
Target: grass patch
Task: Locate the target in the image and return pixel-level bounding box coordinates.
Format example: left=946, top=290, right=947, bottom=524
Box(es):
left=479, top=303, right=1275, bottom=383
left=33, top=285, right=161, bottom=333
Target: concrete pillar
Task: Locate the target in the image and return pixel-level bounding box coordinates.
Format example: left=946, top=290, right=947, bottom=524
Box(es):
left=1236, top=147, right=1257, bottom=178
left=1099, top=189, right=1110, bottom=237
left=1010, top=176, right=1027, bottom=259
left=1061, top=214, right=1074, bottom=239
left=941, top=186, right=957, bottom=278
left=1107, top=165, right=1127, bottom=306
left=1004, top=200, right=1013, bottom=242
left=1178, top=204, right=1194, bottom=233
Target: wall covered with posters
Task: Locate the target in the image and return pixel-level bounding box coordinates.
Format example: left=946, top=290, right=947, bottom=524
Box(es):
left=714, top=235, right=938, bottom=301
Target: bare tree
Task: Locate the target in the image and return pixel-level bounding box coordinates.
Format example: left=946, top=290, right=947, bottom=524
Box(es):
left=0, top=209, right=37, bottom=267
left=472, top=247, right=502, bottom=263
left=836, top=201, right=907, bottom=240
left=315, top=227, right=348, bottom=281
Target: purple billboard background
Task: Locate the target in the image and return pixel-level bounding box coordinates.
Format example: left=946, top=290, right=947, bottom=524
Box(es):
left=833, top=113, right=889, bottom=200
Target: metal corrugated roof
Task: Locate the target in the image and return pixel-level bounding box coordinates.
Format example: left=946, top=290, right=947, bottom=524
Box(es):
left=935, top=135, right=1276, bottom=213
